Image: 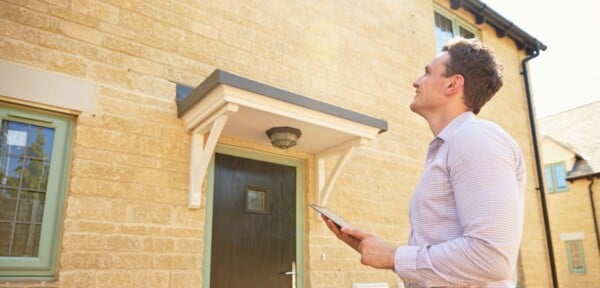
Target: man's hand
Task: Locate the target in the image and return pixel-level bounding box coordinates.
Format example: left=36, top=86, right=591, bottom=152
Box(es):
left=322, top=215, right=397, bottom=270
left=322, top=215, right=361, bottom=251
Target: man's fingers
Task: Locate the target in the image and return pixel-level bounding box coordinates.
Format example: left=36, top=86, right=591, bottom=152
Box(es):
left=323, top=218, right=344, bottom=237
left=340, top=227, right=368, bottom=240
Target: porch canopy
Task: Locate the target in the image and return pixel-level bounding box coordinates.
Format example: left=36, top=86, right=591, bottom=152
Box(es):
left=177, top=70, right=388, bottom=208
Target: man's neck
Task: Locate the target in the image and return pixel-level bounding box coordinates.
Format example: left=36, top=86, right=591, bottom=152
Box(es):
left=426, top=109, right=469, bottom=136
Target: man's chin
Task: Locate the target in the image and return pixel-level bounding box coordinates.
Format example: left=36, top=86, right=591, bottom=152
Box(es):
left=409, top=103, right=418, bottom=113
left=409, top=103, right=427, bottom=118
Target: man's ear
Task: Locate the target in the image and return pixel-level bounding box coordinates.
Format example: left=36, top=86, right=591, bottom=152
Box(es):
left=445, top=74, right=464, bottom=94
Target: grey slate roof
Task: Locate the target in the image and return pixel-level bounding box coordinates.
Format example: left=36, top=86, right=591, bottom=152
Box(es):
left=539, top=100, right=600, bottom=179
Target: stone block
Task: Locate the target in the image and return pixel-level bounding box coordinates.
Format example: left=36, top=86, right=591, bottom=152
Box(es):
left=71, top=0, right=119, bottom=24
left=126, top=202, right=173, bottom=225
left=105, top=235, right=144, bottom=252
left=169, top=271, right=202, bottom=287
left=87, top=63, right=136, bottom=90
left=113, top=253, right=152, bottom=269
left=132, top=271, right=169, bottom=288
left=114, top=224, right=160, bottom=236
left=48, top=51, right=87, bottom=77
left=62, top=219, right=116, bottom=234
left=118, top=10, right=153, bottom=32
left=152, top=254, right=201, bottom=270
left=59, top=271, right=95, bottom=288
left=142, top=237, right=175, bottom=253
left=60, top=21, right=101, bottom=44
left=65, top=195, right=127, bottom=221
left=61, top=233, right=107, bottom=251
left=60, top=252, right=114, bottom=269
left=102, top=34, right=143, bottom=56
left=95, top=271, right=134, bottom=288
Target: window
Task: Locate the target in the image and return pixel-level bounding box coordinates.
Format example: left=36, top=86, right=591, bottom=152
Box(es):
left=434, top=6, right=478, bottom=51
left=0, top=104, right=74, bottom=279
left=565, top=240, right=586, bottom=274
left=545, top=162, right=568, bottom=193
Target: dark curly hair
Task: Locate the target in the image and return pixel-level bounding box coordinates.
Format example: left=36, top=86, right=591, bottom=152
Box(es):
left=442, top=37, right=503, bottom=114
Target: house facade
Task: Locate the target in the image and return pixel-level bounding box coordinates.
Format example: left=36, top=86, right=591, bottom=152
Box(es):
left=1, top=0, right=554, bottom=287
left=539, top=101, right=600, bottom=287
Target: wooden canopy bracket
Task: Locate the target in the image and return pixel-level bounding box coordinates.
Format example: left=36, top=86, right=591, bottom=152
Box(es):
left=188, top=104, right=238, bottom=208
left=315, top=138, right=368, bottom=209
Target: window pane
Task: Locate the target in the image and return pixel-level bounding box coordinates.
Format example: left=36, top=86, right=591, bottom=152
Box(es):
left=435, top=12, right=453, bottom=34
left=247, top=189, right=266, bottom=212
left=4, top=122, right=27, bottom=156
left=0, top=223, right=11, bottom=256
left=0, top=188, right=19, bottom=221
left=16, top=191, right=45, bottom=223
left=435, top=12, right=454, bottom=51
left=567, top=240, right=586, bottom=273
left=26, top=126, right=54, bottom=160
left=245, top=186, right=270, bottom=214
left=553, top=164, right=568, bottom=190
left=11, top=223, right=41, bottom=257
left=459, top=26, right=475, bottom=38
left=3, top=156, right=22, bottom=188
left=0, top=119, right=54, bottom=258
left=0, top=126, right=6, bottom=158
left=20, top=159, right=50, bottom=191
left=544, top=165, right=554, bottom=192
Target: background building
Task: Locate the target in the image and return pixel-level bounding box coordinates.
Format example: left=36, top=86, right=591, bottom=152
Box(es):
left=539, top=100, right=600, bottom=287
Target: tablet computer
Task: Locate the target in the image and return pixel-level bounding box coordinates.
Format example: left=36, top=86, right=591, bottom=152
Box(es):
left=309, top=203, right=355, bottom=229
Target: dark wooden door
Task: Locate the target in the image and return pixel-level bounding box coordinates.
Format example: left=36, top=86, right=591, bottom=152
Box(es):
left=211, top=153, right=296, bottom=288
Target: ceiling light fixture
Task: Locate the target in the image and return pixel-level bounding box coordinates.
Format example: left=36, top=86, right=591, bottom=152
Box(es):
left=265, top=126, right=302, bottom=149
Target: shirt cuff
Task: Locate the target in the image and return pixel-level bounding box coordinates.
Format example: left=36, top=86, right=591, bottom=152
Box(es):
left=394, top=246, right=420, bottom=278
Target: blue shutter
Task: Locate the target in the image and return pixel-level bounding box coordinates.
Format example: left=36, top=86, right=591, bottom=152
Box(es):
left=545, top=165, right=554, bottom=193
left=553, top=163, right=568, bottom=191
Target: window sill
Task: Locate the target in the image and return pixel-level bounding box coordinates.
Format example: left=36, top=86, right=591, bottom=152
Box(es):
left=0, top=280, right=57, bottom=288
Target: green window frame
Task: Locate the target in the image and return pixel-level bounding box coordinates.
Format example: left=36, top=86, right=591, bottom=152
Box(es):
left=565, top=240, right=586, bottom=274
left=434, top=5, right=479, bottom=52
left=545, top=162, right=569, bottom=193
left=0, top=103, right=74, bottom=280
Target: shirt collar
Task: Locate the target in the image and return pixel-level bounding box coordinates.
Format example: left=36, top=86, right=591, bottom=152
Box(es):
left=436, top=111, right=475, bottom=141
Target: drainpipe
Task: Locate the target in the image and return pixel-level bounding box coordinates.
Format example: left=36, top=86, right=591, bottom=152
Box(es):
left=521, top=44, right=559, bottom=288
left=588, top=177, right=600, bottom=254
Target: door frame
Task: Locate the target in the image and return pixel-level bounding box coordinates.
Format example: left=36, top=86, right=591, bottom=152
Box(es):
left=202, top=144, right=305, bottom=288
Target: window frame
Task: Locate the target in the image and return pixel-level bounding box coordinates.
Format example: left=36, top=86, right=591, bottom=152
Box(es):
left=545, top=161, right=569, bottom=193
left=565, top=240, right=586, bottom=274
left=433, top=5, right=479, bottom=52
left=0, top=103, right=74, bottom=280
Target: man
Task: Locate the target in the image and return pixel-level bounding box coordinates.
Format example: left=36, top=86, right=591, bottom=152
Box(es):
left=323, top=37, right=526, bottom=287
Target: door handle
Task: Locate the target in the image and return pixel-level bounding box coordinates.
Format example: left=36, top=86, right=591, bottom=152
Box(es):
left=281, top=261, right=296, bottom=288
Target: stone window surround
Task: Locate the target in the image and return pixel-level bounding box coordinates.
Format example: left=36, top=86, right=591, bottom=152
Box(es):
left=0, top=60, right=96, bottom=115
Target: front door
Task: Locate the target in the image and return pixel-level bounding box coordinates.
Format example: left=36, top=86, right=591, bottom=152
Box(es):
left=211, top=153, right=296, bottom=288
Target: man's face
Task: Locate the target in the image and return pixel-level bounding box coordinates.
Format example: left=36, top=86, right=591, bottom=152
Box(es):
left=410, top=52, right=452, bottom=116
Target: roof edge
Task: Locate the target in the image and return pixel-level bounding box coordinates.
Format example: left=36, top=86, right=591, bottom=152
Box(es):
left=567, top=172, right=600, bottom=181
left=542, top=135, right=589, bottom=160
left=453, top=0, right=547, bottom=54
left=177, top=69, right=388, bottom=133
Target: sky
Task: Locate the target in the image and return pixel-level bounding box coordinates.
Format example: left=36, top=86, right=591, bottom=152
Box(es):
left=482, top=0, right=599, bottom=118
